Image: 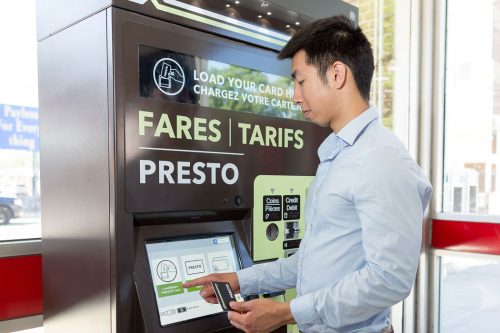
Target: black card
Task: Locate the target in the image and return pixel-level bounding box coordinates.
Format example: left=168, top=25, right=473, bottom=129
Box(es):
left=211, top=281, right=236, bottom=311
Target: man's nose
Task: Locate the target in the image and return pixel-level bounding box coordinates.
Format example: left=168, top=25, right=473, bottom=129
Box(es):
left=293, top=86, right=302, bottom=105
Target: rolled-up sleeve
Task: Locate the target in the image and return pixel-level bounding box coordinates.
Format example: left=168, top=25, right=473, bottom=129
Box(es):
left=290, top=146, right=432, bottom=329
left=290, top=291, right=320, bottom=325
left=236, top=253, right=299, bottom=296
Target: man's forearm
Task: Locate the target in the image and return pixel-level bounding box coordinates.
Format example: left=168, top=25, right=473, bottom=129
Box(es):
left=237, top=255, right=299, bottom=296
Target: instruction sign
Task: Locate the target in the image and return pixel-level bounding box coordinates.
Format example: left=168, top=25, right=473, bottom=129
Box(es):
left=283, top=195, right=300, bottom=220
left=263, top=195, right=282, bottom=222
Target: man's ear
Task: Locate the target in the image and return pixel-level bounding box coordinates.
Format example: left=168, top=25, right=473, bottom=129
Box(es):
left=330, top=61, right=348, bottom=89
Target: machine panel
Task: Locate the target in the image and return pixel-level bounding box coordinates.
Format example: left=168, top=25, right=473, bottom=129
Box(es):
left=134, top=221, right=251, bottom=333
left=121, top=19, right=328, bottom=213
left=253, top=175, right=311, bottom=261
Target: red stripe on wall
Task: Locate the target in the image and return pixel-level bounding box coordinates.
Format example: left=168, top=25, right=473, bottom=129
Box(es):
left=432, top=219, right=500, bottom=255
left=0, top=255, right=43, bottom=321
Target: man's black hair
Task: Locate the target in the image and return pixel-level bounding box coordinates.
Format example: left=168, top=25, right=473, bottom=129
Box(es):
left=278, top=15, right=374, bottom=101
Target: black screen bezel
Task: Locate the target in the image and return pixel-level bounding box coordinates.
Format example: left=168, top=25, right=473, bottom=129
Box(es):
left=144, top=233, right=243, bottom=328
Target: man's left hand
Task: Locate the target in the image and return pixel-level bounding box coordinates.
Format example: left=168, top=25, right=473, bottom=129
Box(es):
left=227, top=298, right=295, bottom=333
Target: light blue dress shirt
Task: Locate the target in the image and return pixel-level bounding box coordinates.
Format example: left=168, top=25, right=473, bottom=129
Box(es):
left=237, top=107, right=432, bottom=333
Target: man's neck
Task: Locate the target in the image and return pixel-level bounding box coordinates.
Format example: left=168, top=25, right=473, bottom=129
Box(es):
left=330, top=98, right=369, bottom=133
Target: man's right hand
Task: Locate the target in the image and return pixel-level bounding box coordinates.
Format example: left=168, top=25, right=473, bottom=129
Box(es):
left=181, top=272, right=240, bottom=304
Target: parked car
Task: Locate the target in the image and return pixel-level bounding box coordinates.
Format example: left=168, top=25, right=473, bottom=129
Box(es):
left=0, top=195, right=22, bottom=224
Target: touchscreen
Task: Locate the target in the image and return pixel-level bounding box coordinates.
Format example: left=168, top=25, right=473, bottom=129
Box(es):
left=145, top=235, right=241, bottom=326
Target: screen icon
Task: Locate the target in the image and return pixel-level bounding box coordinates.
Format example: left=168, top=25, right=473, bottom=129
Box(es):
left=211, top=256, right=229, bottom=272
left=157, top=260, right=178, bottom=282
left=185, top=259, right=205, bottom=275
left=153, top=58, right=185, bottom=96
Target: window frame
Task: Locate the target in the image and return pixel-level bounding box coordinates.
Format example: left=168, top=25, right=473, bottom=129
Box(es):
left=0, top=239, right=41, bottom=258
left=429, top=0, right=500, bottom=332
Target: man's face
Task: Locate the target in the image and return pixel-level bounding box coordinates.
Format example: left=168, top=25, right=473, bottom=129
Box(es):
left=291, top=50, right=336, bottom=127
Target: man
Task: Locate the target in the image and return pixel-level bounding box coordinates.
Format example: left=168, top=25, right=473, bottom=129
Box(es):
left=183, top=15, right=432, bottom=333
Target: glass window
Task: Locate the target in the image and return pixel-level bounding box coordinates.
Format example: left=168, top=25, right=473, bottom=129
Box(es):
left=439, top=255, right=500, bottom=332
left=0, top=0, right=40, bottom=241
left=443, top=0, right=500, bottom=215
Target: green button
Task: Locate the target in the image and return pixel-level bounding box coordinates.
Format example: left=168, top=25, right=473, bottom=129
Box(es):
left=187, top=285, right=203, bottom=292
left=157, top=282, right=184, bottom=297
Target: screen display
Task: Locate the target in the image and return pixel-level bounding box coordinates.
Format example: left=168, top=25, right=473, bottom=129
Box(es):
left=145, top=235, right=242, bottom=326
left=139, top=45, right=305, bottom=121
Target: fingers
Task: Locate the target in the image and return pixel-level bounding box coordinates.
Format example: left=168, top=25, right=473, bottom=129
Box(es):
left=229, top=320, right=245, bottom=332
left=199, top=284, right=215, bottom=298
left=183, top=273, right=240, bottom=293
left=229, top=300, right=252, bottom=312
left=228, top=310, right=245, bottom=326
left=181, top=276, right=217, bottom=303
left=205, top=295, right=218, bottom=304
left=182, top=276, right=209, bottom=288
left=181, top=273, right=241, bottom=305
left=228, top=301, right=244, bottom=312
left=228, top=310, right=250, bottom=332
left=229, top=320, right=246, bottom=332
left=228, top=300, right=285, bottom=333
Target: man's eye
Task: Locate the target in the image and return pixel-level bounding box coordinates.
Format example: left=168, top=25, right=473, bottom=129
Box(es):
left=298, top=80, right=305, bottom=86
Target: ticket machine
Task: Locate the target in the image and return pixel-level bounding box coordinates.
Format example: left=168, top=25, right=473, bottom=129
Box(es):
left=37, top=1, right=357, bottom=332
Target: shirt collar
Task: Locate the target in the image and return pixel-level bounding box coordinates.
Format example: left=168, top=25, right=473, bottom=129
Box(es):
left=317, top=107, right=379, bottom=163
left=337, top=106, right=379, bottom=146
left=317, top=132, right=342, bottom=162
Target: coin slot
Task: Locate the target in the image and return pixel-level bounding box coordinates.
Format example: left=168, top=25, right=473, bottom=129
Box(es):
left=266, top=223, right=279, bottom=241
